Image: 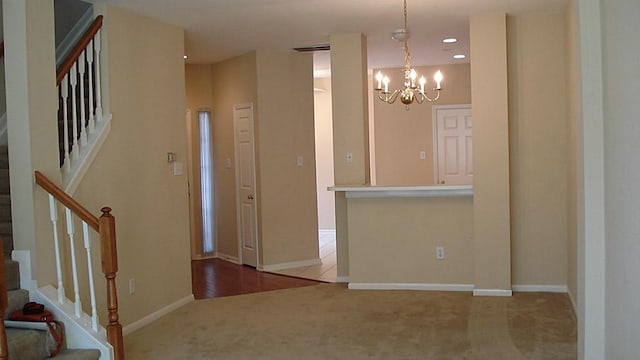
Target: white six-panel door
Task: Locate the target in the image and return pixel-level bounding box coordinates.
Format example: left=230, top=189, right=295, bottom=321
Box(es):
left=234, top=104, right=258, bottom=267
left=434, top=105, right=473, bottom=185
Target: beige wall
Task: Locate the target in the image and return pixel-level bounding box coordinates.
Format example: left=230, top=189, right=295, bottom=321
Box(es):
left=507, top=12, right=568, bottom=287
left=314, top=77, right=335, bottom=230
left=72, top=5, right=192, bottom=326
left=255, top=50, right=319, bottom=266
left=565, top=0, right=578, bottom=308
left=348, top=196, right=473, bottom=284
left=374, top=64, right=471, bottom=185
left=470, top=13, right=511, bottom=292
left=209, top=53, right=258, bottom=259
left=4, top=0, right=60, bottom=284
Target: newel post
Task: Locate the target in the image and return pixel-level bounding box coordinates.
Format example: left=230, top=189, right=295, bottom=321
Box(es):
left=99, top=207, right=124, bottom=359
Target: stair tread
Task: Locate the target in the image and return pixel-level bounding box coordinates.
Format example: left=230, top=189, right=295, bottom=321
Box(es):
left=6, top=327, right=47, bottom=360
left=55, top=348, right=102, bottom=360
left=6, top=289, right=30, bottom=319
left=5, top=259, right=21, bottom=291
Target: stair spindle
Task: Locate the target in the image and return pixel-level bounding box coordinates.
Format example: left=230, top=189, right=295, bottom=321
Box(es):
left=82, top=222, right=99, bottom=331
left=87, top=40, right=96, bottom=134
left=79, top=51, right=88, bottom=148
left=94, top=31, right=103, bottom=123
left=65, top=208, right=83, bottom=317
left=48, top=195, right=66, bottom=304
left=61, top=76, right=71, bottom=171
left=70, top=62, right=79, bottom=161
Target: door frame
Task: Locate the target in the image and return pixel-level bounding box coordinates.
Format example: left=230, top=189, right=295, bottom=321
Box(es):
left=431, top=104, right=472, bottom=184
left=233, top=103, right=260, bottom=267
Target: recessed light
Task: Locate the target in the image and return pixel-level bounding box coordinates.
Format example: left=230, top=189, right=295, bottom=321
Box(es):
left=453, top=54, right=466, bottom=59
left=442, top=38, right=458, bottom=43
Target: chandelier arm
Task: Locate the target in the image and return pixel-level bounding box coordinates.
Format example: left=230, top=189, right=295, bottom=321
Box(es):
left=377, top=89, right=401, bottom=104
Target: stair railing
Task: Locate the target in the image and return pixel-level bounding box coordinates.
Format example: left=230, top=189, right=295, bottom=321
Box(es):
left=56, top=16, right=104, bottom=174
left=34, top=171, right=123, bottom=360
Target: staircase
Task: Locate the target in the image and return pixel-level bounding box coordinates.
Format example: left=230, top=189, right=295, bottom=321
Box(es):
left=1, top=146, right=100, bottom=359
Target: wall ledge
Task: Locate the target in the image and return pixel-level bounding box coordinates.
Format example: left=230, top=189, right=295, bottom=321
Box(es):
left=329, top=185, right=473, bottom=198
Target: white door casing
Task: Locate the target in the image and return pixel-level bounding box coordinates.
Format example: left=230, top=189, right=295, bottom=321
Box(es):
left=234, top=104, right=259, bottom=267
left=432, top=105, right=473, bottom=185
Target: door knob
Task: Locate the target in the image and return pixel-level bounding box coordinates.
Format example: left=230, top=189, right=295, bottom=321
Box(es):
left=248, top=195, right=254, bottom=200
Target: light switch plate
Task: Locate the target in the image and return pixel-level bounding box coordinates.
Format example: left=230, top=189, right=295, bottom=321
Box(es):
left=297, top=156, right=304, bottom=166
left=420, top=151, right=426, bottom=160
left=173, top=162, right=184, bottom=176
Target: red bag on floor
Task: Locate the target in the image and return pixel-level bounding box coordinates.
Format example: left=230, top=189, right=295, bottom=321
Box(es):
left=9, top=302, right=64, bottom=357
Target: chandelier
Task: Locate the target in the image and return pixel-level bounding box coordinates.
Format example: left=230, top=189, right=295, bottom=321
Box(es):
left=374, top=0, right=443, bottom=108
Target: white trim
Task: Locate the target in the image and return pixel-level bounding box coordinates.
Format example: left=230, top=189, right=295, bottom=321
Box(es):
left=214, top=252, right=241, bottom=264
left=336, top=276, right=350, bottom=283
left=431, top=104, right=472, bottom=184
left=318, top=229, right=336, bottom=237
left=259, top=258, right=322, bottom=272
left=348, top=283, right=474, bottom=292
left=123, top=294, right=194, bottom=336
left=0, top=112, right=8, bottom=146
left=568, top=288, right=578, bottom=316
left=473, top=289, right=513, bottom=297
left=64, top=113, right=112, bottom=195
left=512, top=285, right=568, bottom=293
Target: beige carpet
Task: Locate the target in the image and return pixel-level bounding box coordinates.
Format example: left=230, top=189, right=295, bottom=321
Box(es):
left=125, top=284, right=576, bottom=359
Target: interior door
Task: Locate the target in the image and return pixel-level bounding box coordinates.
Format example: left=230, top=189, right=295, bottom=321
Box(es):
left=234, top=104, right=258, bottom=267
left=435, top=106, right=473, bottom=185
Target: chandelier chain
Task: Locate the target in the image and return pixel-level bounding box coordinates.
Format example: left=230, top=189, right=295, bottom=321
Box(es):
left=403, top=0, right=411, bottom=71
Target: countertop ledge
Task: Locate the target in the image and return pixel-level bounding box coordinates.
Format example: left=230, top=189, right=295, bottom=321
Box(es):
left=328, top=185, right=473, bottom=198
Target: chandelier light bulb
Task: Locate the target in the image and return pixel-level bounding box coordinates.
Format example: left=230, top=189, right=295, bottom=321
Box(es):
left=419, top=76, right=426, bottom=93
left=375, top=71, right=383, bottom=89
left=434, top=70, right=443, bottom=90
left=383, top=75, right=390, bottom=93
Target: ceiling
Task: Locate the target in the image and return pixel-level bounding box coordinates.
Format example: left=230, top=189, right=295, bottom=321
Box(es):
left=103, top=0, right=567, bottom=72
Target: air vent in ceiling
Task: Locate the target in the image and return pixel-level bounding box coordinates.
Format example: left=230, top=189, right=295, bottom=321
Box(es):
left=293, top=44, right=330, bottom=52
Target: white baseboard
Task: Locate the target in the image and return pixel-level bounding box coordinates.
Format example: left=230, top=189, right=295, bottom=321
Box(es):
left=259, top=258, right=322, bottom=272
left=123, top=294, right=194, bottom=336
left=336, top=276, right=350, bottom=283
left=348, top=283, right=474, bottom=292
left=473, top=289, right=513, bottom=297
left=512, top=284, right=568, bottom=293
left=568, top=288, right=578, bottom=316
left=214, top=252, right=240, bottom=264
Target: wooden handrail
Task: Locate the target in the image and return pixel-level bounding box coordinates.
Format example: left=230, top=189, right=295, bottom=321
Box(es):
left=56, top=15, right=103, bottom=85
left=34, top=171, right=99, bottom=230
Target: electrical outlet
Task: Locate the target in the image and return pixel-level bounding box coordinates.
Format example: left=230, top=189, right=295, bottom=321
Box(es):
left=346, top=152, right=353, bottom=163
left=296, top=155, right=304, bottom=167
left=436, top=246, right=445, bottom=260
left=129, top=278, right=136, bottom=295
left=419, top=151, right=426, bottom=160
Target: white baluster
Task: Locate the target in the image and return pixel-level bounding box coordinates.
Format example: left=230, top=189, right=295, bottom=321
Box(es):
left=94, top=30, right=103, bottom=122
left=87, top=39, right=96, bottom=134
left=65, top=208, right=83, bottom=317
left=61, top=76, right=71, bottom=171
left=82, top=222, right=99, bottom=331
left=79, top=50, right=88, bottom=147
left=48, top=195, right=65, bottom=304
left=70, top=62, right=79, bottom=160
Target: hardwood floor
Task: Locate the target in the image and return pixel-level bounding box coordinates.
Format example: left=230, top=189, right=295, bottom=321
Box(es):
left=191, top=258, right=322, bottom=300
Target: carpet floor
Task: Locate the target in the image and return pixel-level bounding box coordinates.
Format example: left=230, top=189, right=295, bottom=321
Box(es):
left=125, top=284, right=576, bottom=359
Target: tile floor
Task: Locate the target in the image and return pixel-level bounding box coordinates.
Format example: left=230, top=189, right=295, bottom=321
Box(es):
left=271, top=230, right=336, bottom=282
